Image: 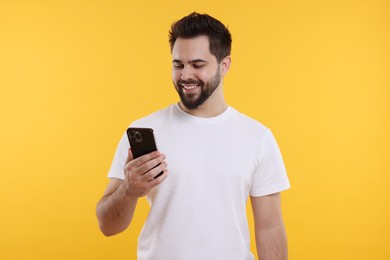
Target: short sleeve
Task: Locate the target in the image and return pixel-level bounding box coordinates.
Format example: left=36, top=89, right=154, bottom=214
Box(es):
left=250, top=129, right=290, bottom=197
left=107, top=132, right=129, bottom=180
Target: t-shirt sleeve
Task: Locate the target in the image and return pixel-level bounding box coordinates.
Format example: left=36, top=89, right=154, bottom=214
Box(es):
left=107, top=132, right=129, bottom=180
left=250, top=129, right=290, bottom=197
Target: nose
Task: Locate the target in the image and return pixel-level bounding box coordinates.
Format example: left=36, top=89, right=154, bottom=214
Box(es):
left=180, top=65, right=194, bottom=80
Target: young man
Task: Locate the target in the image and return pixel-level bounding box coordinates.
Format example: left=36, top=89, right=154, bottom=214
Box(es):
left=96, top=12, right=290, bottom=260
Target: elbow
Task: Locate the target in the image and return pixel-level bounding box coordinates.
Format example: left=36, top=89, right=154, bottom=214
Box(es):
left=98, top=221, right=127, bottom=237
left=96, top=205, right=117, bottom=237
left=96, top=197, right=130, bottom=237
left=97, top=215, right=121, bottom=237
left=99, top=224, right=117, bottom=237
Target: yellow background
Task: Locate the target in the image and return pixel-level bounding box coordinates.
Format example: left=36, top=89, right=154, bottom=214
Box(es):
left=1, top=0, right=389, bottom=259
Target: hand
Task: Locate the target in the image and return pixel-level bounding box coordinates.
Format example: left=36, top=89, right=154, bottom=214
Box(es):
left=123, top=149, right=168, bottom=198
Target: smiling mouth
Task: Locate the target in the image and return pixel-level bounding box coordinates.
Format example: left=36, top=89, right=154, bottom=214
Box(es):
left=177, top=80, right=202, bottom=93
left=182, top=84, right=198, bottom=90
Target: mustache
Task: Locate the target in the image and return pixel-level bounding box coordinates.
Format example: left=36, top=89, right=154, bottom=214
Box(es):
left=177, top=79, right=203, bottom=85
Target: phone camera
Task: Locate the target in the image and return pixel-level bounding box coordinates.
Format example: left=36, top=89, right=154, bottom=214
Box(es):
left=130, top=130, right=143, bottom=143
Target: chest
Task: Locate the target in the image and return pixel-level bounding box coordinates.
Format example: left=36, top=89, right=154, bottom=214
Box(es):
left=155, top=124, right=259, bottom=195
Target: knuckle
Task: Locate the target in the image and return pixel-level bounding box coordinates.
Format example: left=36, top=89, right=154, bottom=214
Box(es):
left=124, top=164, right=134, bottom=175
left=136, top=157, right=146, bottom=165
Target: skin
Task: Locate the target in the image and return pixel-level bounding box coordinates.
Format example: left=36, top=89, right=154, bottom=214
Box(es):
left=171, top=35, right=231, bottom=118
left=252, top=193, right=288, bottom=260
left=96, top=150, right=168, bottom=236
left=96, top=35, right=288, bottom=259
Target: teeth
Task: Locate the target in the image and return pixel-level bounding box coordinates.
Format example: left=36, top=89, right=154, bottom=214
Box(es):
left=183, top=85, right=197, bottom=90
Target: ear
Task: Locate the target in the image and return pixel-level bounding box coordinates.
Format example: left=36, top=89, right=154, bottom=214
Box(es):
left=220, top=56, right=231, bottom=76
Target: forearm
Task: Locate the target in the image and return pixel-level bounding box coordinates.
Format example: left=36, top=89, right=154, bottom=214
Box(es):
left=255, top=223, right=288, bottom=260
left=96, top=183, right=138, bottom=236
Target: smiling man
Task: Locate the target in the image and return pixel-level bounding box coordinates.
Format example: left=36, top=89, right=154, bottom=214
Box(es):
left=96, top=12, right=290, bottom=260
left=172, top=36, right=226, bottom=114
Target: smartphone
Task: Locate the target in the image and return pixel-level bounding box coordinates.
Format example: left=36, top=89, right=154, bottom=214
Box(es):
left=126, top=127, right=163, bottom=178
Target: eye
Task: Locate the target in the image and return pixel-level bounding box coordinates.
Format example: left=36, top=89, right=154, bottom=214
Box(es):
left=173, top=63, right=184, bottom=69
left=193, top=64, right=205, bottom=69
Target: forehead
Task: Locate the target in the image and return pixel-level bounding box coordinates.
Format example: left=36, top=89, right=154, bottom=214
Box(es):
left=172, top=35, right=216, bottom=62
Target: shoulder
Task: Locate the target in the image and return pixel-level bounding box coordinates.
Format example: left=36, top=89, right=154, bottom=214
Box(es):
left=229, top=107, right=270, bottom=137
left=130, top=104, right=175, bottom=129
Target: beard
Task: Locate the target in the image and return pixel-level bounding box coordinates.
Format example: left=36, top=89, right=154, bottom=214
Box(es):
left=174, top=68, right=221, bottom=110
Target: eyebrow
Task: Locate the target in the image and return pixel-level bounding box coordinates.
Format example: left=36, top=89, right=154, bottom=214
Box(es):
left=172, top=59, right=208, bottom=64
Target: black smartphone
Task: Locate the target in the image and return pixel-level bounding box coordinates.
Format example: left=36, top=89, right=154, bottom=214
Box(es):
left=126, top=127, right=163, bottom=178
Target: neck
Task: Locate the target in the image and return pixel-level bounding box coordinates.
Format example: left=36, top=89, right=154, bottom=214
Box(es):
left=179, top=85, right=227, bottom=118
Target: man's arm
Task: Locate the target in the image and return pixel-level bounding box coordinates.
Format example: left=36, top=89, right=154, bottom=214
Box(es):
left=251, top=193, right=288, bottom=260
left=96, top=149, right=168, bottom=236
left=96, top=178, right=137, bottom=236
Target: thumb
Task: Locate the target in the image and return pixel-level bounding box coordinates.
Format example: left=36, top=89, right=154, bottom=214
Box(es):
left=125, top=148, right=134, bottom=163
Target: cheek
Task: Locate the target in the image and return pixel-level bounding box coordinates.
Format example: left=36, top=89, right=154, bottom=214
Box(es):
left=172, top=70, right=180, bottom=81
left=201, top=71, right=216, bottom=82
left=193, top=70, right=209, bottom=81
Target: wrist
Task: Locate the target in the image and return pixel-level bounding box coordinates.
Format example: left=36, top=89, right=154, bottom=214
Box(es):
left=118, top=180, right=139, bottom=201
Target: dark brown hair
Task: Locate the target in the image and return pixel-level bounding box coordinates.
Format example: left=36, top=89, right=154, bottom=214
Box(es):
left=169, top=12, right=232, bottom=63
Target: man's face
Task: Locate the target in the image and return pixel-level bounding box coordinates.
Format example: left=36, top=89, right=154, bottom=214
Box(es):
left=172, top=36, right=222, bottom=110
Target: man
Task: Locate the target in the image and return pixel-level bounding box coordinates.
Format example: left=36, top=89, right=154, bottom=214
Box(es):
left=96, top=12, right=290, bottom=260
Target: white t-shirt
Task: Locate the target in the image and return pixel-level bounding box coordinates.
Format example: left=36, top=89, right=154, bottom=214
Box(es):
left=108, top=104, right=290, bottom=260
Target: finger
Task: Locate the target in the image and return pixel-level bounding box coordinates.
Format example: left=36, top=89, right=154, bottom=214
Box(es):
left=142, top=161, right=168, bottom=181
left=123, top=149, right=135, bottom=177
left=131, top=151, right=162, bottom=168
left=124, top=152, right=164, bottom=179
left=138, top=154, right=166, bottom=176
left=149, top=169, right=169, bottom=187
left=125, top=148, right=134, bottom=164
